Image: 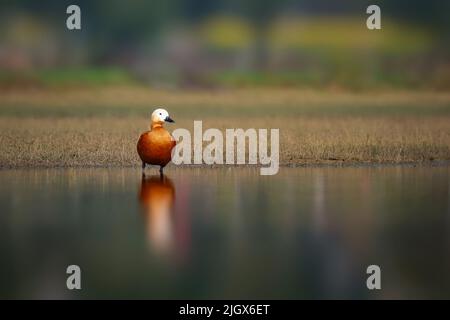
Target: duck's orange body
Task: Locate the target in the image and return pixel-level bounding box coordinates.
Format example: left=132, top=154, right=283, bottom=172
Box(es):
left=137, top=108, right=176, bottom=172
left=137, top=127, right=176, bottom=167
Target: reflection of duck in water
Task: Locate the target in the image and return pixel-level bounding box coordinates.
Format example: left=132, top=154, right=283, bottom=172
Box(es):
left=137, top=108, right=176, bottom=175
left=139, top=174, right=175, bottom=253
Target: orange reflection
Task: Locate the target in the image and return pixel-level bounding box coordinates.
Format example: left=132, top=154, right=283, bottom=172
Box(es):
left=139, top=174, right=175, bottom=254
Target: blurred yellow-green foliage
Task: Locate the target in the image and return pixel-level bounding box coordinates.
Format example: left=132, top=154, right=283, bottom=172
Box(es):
left=268, top=18, right=433, bottom=53
left=0, top=0, right=449, bottom=90
left=201, top=16, right=254, bottom=49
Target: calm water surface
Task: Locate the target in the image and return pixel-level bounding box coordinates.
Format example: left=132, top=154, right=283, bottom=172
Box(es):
left=0, top=166, right=449, bottom=299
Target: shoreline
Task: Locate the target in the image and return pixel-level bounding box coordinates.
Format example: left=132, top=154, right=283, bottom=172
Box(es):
left=1, top=160, right=449, bottom=171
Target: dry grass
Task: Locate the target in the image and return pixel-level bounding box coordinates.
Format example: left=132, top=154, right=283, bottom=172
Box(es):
left=1, top=86, right=450, bottom=168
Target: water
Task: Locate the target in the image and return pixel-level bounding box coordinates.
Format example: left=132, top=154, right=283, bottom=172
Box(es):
left=0, top=166, right=449, bottom=299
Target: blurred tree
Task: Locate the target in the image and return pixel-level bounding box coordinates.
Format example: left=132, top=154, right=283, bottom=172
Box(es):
left=76, top=0, right=177, bottom=63
left=230, top=0, right=290, bottom=70
left=181, top=0, right=220, bottom=22
left=379, top=0, right=450, bottom=47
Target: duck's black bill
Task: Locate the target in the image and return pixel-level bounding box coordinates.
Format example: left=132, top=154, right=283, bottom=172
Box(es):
left=165, top=116, right=175, bottom=123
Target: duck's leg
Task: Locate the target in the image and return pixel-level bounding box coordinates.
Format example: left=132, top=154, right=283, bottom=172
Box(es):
left=142, top=162, right=146, bottom=172
left=159, top=166, right=164, bottom=176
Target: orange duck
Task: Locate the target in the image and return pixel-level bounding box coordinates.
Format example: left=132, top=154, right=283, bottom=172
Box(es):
left=137, top=108, right=176, bottom=174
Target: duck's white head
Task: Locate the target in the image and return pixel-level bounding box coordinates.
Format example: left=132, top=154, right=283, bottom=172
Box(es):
left=151, top=108, right=175, bottom=125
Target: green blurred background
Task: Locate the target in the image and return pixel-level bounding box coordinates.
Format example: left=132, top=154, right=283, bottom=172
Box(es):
left=0, top=0, right=449, bottom=90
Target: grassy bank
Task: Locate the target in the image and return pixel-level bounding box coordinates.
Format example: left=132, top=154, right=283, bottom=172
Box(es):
left=1, top=87, right=449, bottom=168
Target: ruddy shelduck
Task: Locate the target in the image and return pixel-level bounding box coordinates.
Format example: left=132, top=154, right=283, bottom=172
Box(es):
left=137, top=108, right=176, bottom=174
